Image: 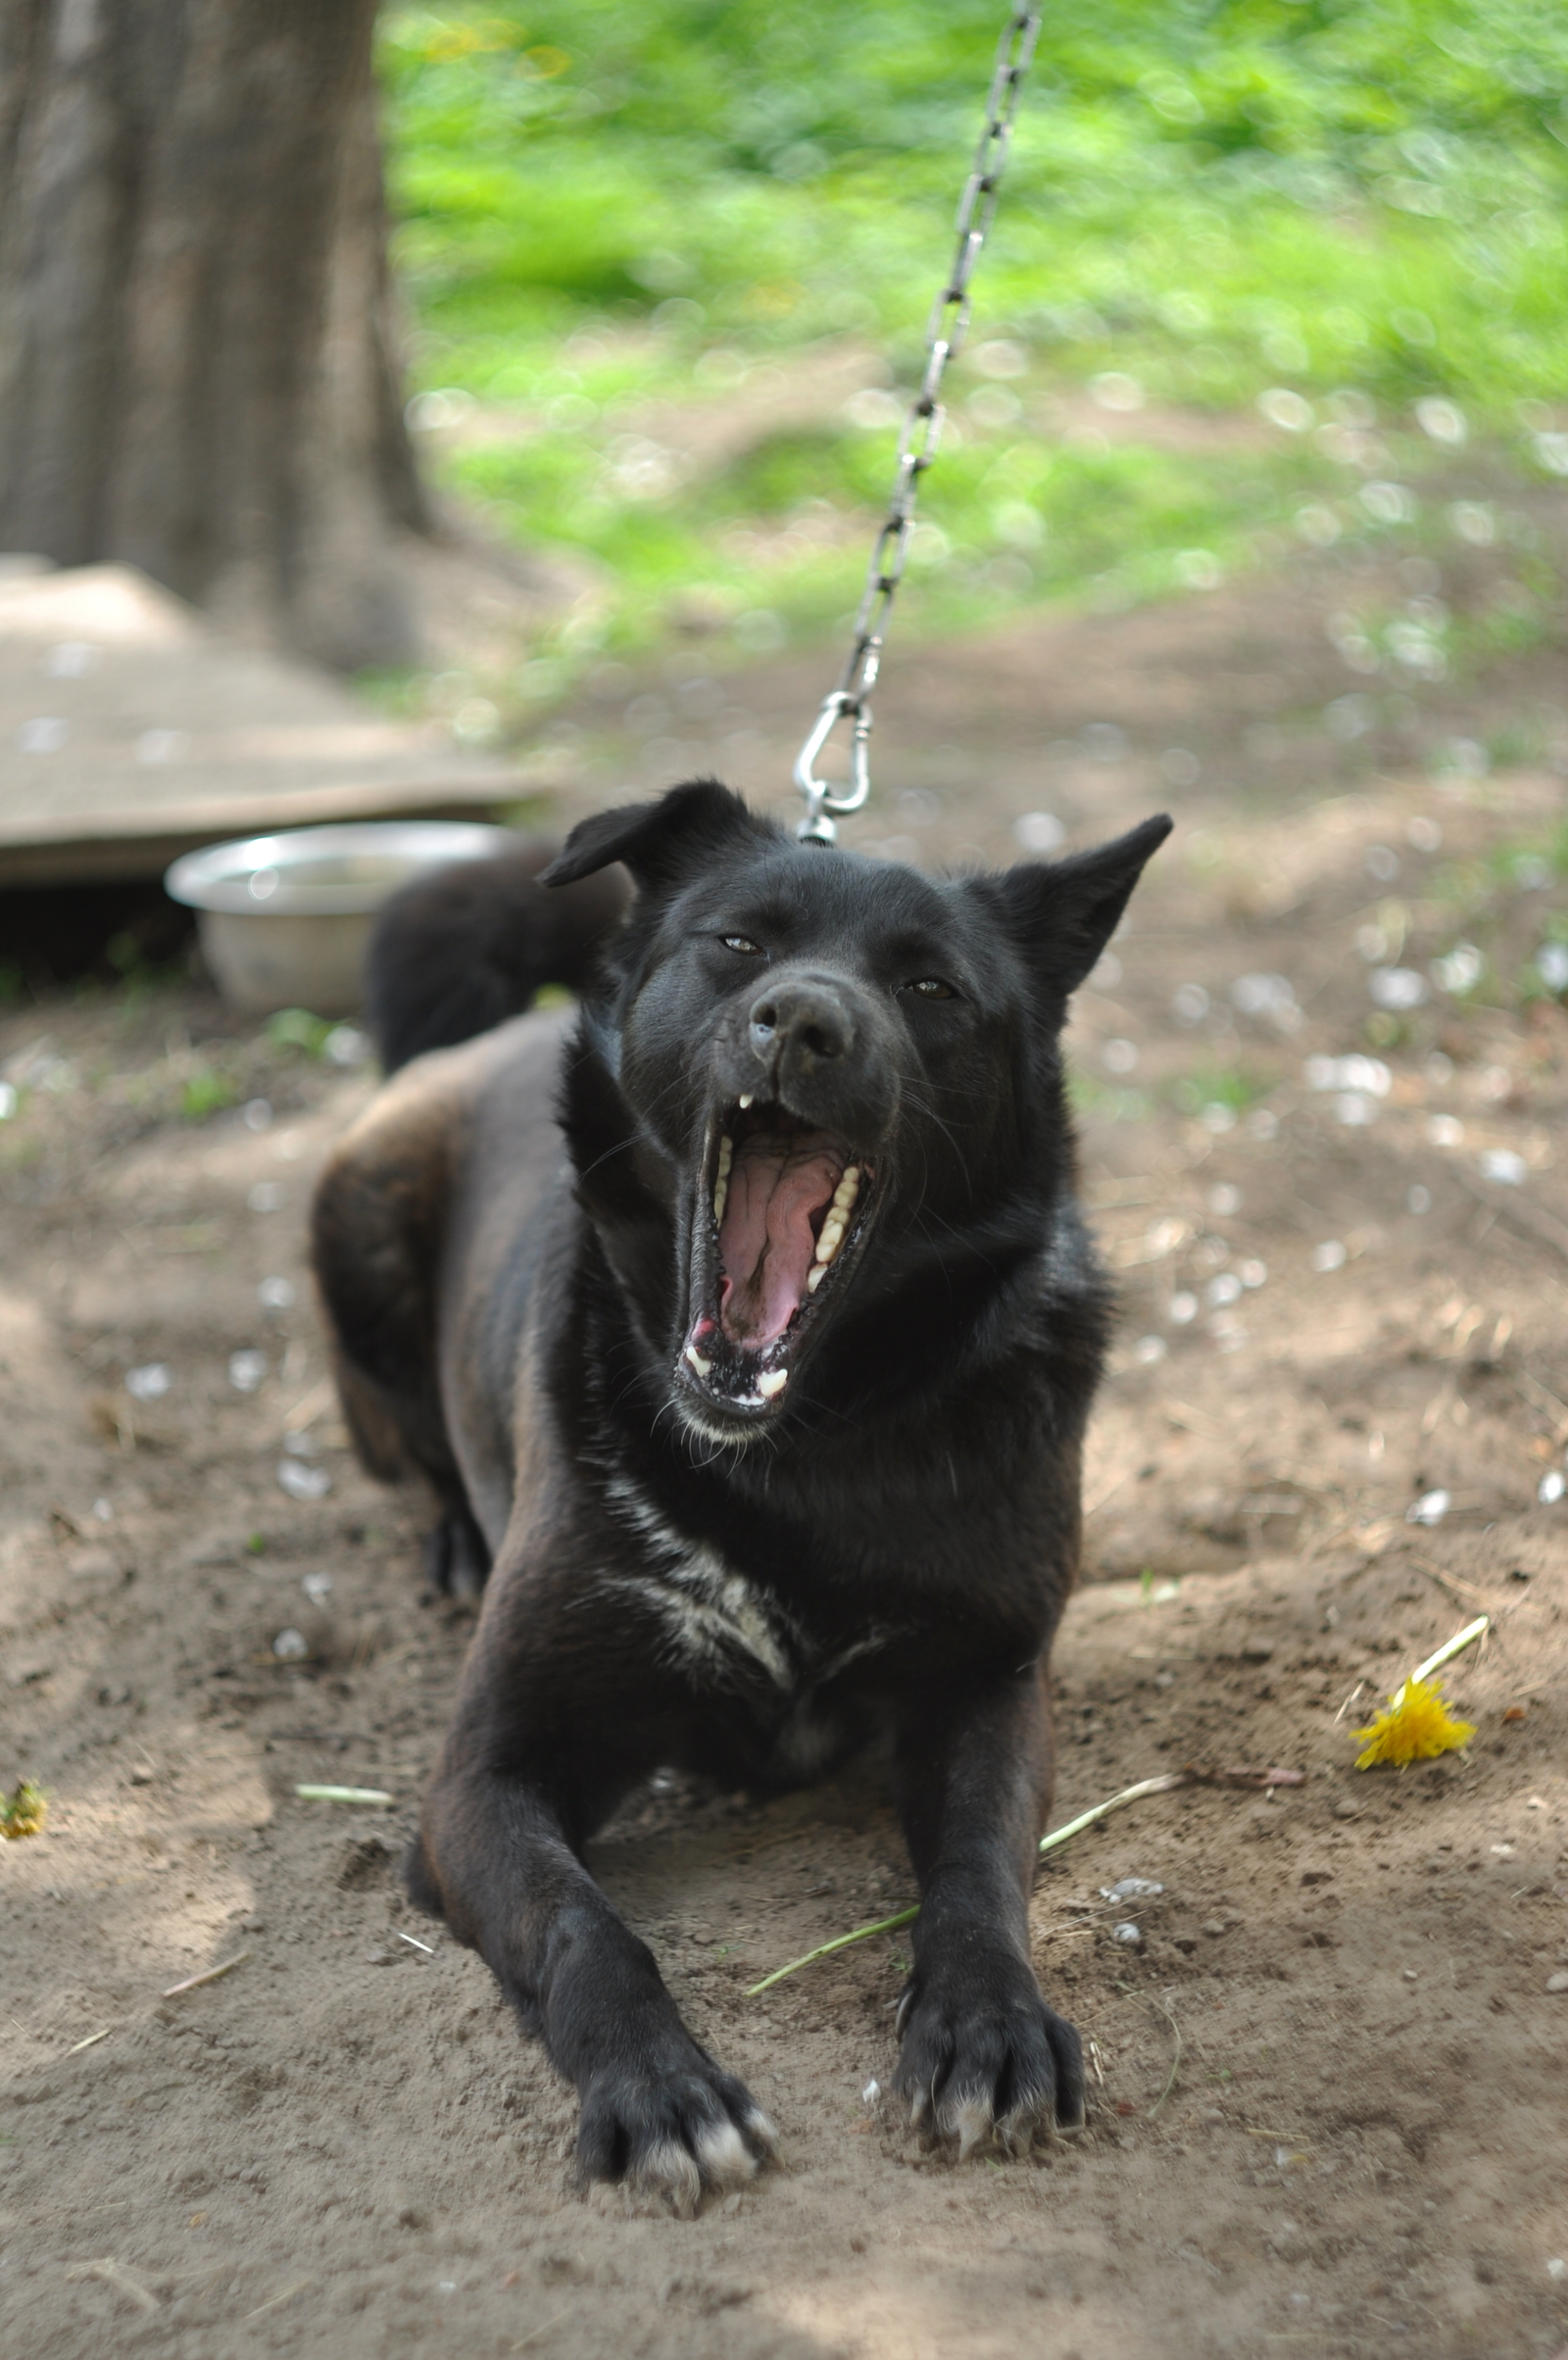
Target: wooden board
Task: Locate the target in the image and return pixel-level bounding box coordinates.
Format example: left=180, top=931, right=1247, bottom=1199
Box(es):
left=0, top=563, right=522, bottom=885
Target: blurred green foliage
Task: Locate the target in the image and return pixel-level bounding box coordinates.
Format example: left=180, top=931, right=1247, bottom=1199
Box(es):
left=266, top=1008, right=337, bottom=1059
left=179, top=1067, right=240, bottom=1121
left=377, top=2, right=1568, bottom=680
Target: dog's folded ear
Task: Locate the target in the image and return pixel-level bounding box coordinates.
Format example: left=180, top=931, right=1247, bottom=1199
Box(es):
left=540, top=779, right=772, bottom=893
left=987, top=813, right=1173, bottom=999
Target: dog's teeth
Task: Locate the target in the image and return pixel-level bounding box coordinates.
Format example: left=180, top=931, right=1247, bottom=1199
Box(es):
left=717, top=1136, right=733, bottom=1176
left=817, top=1215, right=845, bottom=1255
left=738, top=1093, right=754, bottom=1109
left=756, top=1369, right=788, bottom=1399
left=712, top=1178, right=728, bottom=1224
left=831, top=1165, right=860, bottom=1214
left=807, top=1263, right=828, bottom=1294
left=684, top=1344, right=712, bottom=1376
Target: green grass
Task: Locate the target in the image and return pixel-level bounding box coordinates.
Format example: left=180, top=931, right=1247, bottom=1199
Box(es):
left=376, top=1, right=1568, bottom=701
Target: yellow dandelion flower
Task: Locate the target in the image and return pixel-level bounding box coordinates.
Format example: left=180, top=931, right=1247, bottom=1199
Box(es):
left=1352, top=1676, right=1475, bottom=1770
left=0, top=1778, right=47, bottom=1839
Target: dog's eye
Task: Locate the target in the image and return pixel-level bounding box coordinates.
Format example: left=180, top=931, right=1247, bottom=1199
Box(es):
left=905, top=977, right=956, bottom=1000
left=721, top=934, right=764, bottom=956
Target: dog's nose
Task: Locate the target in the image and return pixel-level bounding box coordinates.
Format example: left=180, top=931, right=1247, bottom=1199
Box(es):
left=749, top=980, right=854, bottom=1073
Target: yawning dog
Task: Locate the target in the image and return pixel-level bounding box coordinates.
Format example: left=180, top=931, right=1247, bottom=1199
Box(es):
left=312, top=780, right=1171, bottom=2209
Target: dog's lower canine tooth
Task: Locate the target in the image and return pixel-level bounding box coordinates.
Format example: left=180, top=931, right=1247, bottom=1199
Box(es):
left=684, top=1345, right=712, bottom=1375
left=756, top=1369, right=787, bottom=1399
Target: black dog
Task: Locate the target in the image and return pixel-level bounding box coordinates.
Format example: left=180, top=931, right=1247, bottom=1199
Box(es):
left=312, top=780, right=1170, bottom=2208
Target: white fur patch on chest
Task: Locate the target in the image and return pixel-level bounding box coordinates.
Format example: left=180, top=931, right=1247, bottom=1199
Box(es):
left=603, top=1477, right=796, bottom=1690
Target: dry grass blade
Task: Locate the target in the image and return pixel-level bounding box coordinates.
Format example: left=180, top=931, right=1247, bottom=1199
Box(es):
left=241, top=2275, right=315, bottom=2323
left=66, top=2258, right=159, bottom=2313
left=512, top=2308, right=576, bottom=2353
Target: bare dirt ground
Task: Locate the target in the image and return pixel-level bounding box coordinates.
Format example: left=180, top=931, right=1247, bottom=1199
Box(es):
left=4, top=530, right=1568, bottom=2360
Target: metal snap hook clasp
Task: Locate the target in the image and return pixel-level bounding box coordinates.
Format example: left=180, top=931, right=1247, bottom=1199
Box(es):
left=794, top=692, right=872, bottom=843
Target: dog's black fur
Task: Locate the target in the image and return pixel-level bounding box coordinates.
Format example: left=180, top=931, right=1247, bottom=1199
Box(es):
left=363, top=836, right=627, bottom=1075
left=313, top=781, right=1170, bottom=2209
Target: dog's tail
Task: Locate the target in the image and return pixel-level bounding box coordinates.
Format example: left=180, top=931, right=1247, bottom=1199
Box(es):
left=363, top=838, right=627, bottom=1073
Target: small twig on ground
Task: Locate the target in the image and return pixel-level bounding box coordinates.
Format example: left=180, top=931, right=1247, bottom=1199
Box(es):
left=395, top=1931, right=434, bottom=1954
left=66, top=2030, right=111, bottom=2055
left=1454, top=1169, right=1568, bottom=1265
left=283, top=1377, right=335, bottom=1430
left=1083, top=1470, right=1129, bottom=1518
left=1146, top=1994, right=1182, bottom=2120
left=162, top=1951, right=249, bottom=1998
left=1407, top=1554, right=1494, bottom=1610
left=1513, top=1367, right=1568, bottom=1443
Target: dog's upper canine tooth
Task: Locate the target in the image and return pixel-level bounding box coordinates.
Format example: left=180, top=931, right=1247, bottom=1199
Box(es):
left=737, top=1093, right=754, bottom=1110
left=756, top=1368, right=787, bottom=1399
left=684, top=1343, right=712, bottom=1376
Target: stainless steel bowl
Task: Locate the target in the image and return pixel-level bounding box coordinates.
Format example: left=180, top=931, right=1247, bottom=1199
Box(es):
left=166, top=819, right=517, bottom=1015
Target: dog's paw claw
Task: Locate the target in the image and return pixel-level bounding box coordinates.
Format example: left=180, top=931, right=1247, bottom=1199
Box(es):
left=950, top=2092, right=994, bottom=2163
left=695, top=2119, right=757, bottom=2188
left=577, top=2056, right=777, bottom=2212
left=633, top=2139, right=703, bottom=2217
left=893, top=1968, right=1084, bottom=2157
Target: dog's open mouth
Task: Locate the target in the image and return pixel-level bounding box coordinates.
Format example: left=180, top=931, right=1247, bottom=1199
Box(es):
left=677, top=1099, right=876, bottom=1420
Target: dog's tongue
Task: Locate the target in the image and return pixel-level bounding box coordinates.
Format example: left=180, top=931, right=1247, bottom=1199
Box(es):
left=718, top=1128, right=842, bottom=1346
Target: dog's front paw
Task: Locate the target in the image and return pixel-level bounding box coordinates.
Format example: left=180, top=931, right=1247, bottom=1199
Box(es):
left=893, top=1959, right=1084, bottom=2157
left=575, top=2043, right=778, bottom=2216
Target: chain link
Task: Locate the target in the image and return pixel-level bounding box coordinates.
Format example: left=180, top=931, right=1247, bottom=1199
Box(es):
left=795, top=7, right=1043, bottom=842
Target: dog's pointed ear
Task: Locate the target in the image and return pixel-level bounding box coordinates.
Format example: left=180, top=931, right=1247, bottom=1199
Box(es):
left=540, top=780, right=771, bottom=892
left=988, top=813, right=1173, bottom=997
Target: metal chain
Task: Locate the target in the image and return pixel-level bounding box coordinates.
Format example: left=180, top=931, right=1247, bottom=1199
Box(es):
left=794, top=7, right=1043, bottom=842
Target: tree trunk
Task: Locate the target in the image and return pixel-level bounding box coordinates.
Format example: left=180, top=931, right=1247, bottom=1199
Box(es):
left=0, top=0, right=430, bottom=670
